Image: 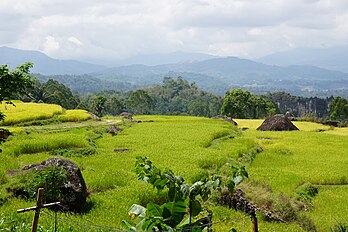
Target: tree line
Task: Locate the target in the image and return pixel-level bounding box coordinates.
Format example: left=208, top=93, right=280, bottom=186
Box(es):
left=2, top=63, right=347, bottom=122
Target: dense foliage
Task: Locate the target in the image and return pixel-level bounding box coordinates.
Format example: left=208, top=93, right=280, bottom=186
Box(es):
left=146, top=77, right=222, bottom=117
left=0, top=63, right=34, bottom=120
left=329, top=97, right=348, bottom=120
left=264, top=92, right=334, bottom=118
left=124, top=157, right=248, bottom=231
left=19, top=79, right=79, bottom=109
left=221, top=89, right=276, bottom=119
left=76, top=77, right=222, bottom=117
left=9, top=68, right=347, bottom=121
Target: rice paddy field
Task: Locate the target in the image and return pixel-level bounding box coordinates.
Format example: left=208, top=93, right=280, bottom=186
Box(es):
left=0, top=102, right=63, bottom=125
left=0, top=106, right=347, bottom=231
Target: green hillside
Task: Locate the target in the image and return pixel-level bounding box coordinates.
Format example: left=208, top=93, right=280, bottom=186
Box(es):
left=0, top=106, right=347, bottom=231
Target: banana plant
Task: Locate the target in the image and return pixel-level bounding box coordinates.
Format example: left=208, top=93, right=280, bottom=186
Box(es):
left=123, top=156, right=248, bottom=231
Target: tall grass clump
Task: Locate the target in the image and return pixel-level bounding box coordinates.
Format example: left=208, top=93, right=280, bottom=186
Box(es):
left=0, top=102, right=63, bottom=125
left=1, top=130, right=88, bottom=156
left=58, top=110, right=92, bottom=122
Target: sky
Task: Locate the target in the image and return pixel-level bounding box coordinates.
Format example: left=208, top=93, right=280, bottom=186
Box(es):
left=1, top=0, right=348, bottom=62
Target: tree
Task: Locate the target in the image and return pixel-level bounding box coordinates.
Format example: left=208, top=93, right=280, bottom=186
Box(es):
left=146, top=77, right=223, bottom=117
left=41, top=79, right=79, bottom=109
left=329, top=97, right=348, bottom=120
left=221, top=89, right=275, bottom=119
left=0, top=62, right=34, bottom=121
left=125, top=90, right=154, bottom=114
left=105, top=96, right=123, bottom=115
left=91, top=96, right=107, bottom=117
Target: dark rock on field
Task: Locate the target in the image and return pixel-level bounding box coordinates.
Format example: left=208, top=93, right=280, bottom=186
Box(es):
left=87, top=112, right=101, bottom=121
left=120, top=112, right=133, bottom=119
left=0, top=128, right=11, bottom=143
left=212, top=115, right=238, bottom=126
left=107, top=125, right=122, bottom=135
left=22, top=158, right=87, bottom=212
left=323, top=120, right=339, bottom=127
left=257, top=115, right=299, bottom=131
left=113, top=148, right=129, bottom=153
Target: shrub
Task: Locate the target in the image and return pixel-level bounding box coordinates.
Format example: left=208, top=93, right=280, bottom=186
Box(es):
left=295, top=182, right=319, bottom=202
left=7, top=165, right=68, bottom=202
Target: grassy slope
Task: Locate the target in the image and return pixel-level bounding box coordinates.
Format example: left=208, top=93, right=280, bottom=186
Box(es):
left=0, top=113, right=346, bottom=231
left=0, top=102, right=63, bottom=125
left=235, top=119, right=348, bottom=230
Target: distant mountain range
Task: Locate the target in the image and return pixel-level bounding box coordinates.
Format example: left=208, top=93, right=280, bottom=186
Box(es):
left=1, top=46, right=347, bottom=97
left=0, top=47, right=106, bottom=75
left=256, top=45, right=348, bottom=73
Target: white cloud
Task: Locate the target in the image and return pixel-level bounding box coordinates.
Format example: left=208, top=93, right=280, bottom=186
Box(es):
left=42, top=36, right=60, bottom=53
left=1, top=0, right=348, bottom=61
left=68, top=37, right=83, bottom=46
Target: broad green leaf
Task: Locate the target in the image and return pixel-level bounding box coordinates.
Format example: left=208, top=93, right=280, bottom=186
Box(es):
left=227, top=179, right=235, bottom=192
left=168, top=186, right=176, bottom=201
left=147, top=202, right=162, bottom=217
left=190, top=199, right=201, bottom=217
left=163, top=201, right=188, bottom=227
left=121, top=220, right=137, bottom=231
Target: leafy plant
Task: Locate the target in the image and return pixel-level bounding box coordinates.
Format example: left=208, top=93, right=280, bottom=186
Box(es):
left=7, top=165, right=68, bottom=202
left=123, top=156, right=248, bottom=231
left=295, top=182, right=319, bottom=202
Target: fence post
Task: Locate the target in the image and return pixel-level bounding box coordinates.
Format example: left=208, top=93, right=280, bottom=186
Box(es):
left=17, top=188, right=61, bottom=232
left=251, top=213, right=258, bottom=232
left=32, top=188, right=44, bottom=232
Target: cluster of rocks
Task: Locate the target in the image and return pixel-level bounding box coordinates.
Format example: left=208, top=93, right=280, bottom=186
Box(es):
left=119, top=112, right=154, bottom=123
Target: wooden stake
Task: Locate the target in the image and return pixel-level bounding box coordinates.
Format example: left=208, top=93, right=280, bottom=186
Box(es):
left=32, top=188, right=44, bottom=232
left=251, top=214, right=258, bottom=232
left=17, top=188, right=61, bottom=232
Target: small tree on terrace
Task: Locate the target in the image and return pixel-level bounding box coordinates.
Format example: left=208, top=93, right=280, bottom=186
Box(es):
left=0, top=62, right=34, bottom=121
left=221, top=89, right=275, bottom=119
left=125, top=90, right=154, bottom=114
left=329, top=97, right=348, bottom=120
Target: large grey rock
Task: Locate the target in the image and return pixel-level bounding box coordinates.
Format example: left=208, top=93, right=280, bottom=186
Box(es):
left=22, top=158, right=87, bottom=212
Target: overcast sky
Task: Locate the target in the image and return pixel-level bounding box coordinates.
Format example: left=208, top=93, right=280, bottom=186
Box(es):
left=1, top=0, right=348, bottom=62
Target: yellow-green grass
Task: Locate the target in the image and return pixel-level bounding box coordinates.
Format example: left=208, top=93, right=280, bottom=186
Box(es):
left=57, top=109, right=92, bottom=122
left=308, top=185, right=348, bottom=231
left=0, top=116, right=262, bottom=231
left=0, top=116, right=347, bottom=231
left=0, top=129, right=89, bottom=157
left=235, top=119, right=348, bottom=230
left=0, top=102, right=63, bottom=125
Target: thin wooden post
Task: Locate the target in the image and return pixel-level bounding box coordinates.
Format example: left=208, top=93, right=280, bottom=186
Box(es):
left=32, top=188, right=44, bottom=232
left=17, top=188, right=60, bottom=232
left=251, top=214, right=258, bottom=232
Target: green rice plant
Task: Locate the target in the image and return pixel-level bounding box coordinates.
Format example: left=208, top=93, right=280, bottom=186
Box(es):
left=0, top=102, right=63, bottom=125
left=58, top=110, right=92, bottom=122
left=0, top=115, right=346, bottom=231
left=0, top=129, right=89, bottom=156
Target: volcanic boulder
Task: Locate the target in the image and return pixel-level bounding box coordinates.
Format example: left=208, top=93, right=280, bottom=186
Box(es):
left=22, top=158, right=88, bottom=212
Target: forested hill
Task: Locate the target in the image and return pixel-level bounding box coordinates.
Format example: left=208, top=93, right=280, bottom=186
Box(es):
left=78, top=57, right=348, bottom=97
left=2, top=47, right=348, bottom=97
